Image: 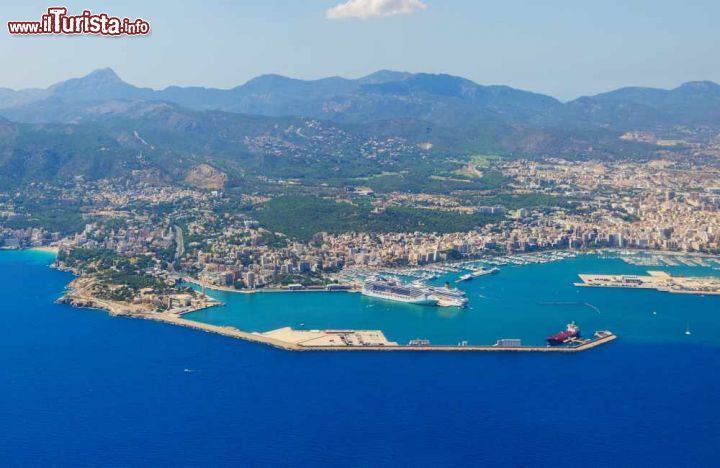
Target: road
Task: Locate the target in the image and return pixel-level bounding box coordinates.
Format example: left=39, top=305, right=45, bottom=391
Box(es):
left=174, top=225, right=185, bottom=260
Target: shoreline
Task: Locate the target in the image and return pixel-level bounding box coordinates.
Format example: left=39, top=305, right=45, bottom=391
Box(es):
left=183, top=248, right=720, bottom=296
left=182, top=276, right=357, bottom=294
left=59, top=277, right=617, bottom=353
left=8, top=247, right=716, bottom=354
left=28, top=246, right=60, bottom=254
left=0, top=246, right=60, bottom=254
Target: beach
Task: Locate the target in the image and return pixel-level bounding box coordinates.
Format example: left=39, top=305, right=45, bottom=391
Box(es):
left=28, top=246, right=60, bottom=254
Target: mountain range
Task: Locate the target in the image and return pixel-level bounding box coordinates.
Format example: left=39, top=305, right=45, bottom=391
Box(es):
left=0, top=68, right=718, bottom=188
left=3, top=68, right=719, bottom=129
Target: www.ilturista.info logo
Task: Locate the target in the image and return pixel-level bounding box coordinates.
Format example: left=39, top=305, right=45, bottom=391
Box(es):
left=8, top=7, right=150, bottom=36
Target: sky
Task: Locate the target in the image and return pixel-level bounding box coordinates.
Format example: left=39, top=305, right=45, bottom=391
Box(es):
left=1, top=0, right=719, bottom=100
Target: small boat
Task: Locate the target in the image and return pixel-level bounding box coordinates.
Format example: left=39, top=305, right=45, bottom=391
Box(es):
left=471, top=267, right=499, bottom=278
left=456, top=273, right=473, bottom=283
left=685, top=322, right=692, bottom=336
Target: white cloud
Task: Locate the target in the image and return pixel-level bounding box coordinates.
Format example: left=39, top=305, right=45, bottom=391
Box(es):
left=326, top=0, right=428, bottom=20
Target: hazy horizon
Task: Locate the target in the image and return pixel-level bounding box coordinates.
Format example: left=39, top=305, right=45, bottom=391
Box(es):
left=2, top=0, right=719, bottom=100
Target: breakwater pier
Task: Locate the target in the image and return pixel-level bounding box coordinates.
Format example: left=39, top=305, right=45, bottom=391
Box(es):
left=145, top=313, right=617, bottom=353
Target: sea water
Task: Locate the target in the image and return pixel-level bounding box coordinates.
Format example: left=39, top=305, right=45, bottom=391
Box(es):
left=188, top=254, right=720, bottom=347
left=1, top=250, right=719, bottom=467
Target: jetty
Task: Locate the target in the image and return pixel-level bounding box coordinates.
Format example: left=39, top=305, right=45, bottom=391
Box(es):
left=141, top=314, right=617, bottom=353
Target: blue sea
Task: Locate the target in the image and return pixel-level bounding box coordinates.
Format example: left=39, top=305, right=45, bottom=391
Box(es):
left=2, top=250, right=720, bottom=467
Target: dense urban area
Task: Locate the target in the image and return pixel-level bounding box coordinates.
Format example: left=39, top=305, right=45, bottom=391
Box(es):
left=2, top=69, right=720, bottom=314
left=2, top=153, right=720, bottom=312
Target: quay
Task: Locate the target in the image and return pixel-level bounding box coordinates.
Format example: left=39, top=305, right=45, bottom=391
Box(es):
left=576, top=271, right=720, bottom=296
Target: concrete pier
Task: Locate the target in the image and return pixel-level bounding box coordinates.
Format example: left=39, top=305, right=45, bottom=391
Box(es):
left=576, top=271, right=720, bottom=296
left=143, top=314, right=617, bottom=353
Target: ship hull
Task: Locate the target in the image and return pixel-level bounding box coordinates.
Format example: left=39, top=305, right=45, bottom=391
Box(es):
left=546, top=331, right=580, bottom=346
left=430, top=294, right=469, bottom=307
left=435, top=299, right=468, bottom=307
left=546, top=338, right=569, bottom=346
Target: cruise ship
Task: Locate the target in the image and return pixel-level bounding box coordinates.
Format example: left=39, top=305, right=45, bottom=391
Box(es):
left=361, top=277, right=438, bottom=306
left=424, top=284, right=469, bottom=307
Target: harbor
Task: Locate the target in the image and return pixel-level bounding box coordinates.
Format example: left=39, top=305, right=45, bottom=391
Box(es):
left=56, top=251, right=720, bottom=350
left=58, top=278, right=617, bottom=352
left=59, top=263, right=616, bottom=352
left=334, top=250, right=579, bottom=285
left=184, top=252, right=717, bottom=348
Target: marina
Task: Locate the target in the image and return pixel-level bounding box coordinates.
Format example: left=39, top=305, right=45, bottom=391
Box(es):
left=611, top=250, right=720, bottom=271
left=334, top=250, right=580, bottom=286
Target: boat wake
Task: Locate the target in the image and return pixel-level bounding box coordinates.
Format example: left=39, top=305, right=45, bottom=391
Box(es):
left=538, top=301, right=601, bottom=314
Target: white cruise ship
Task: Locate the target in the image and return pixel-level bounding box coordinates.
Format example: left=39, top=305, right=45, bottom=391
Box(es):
left=361, top=277, right=438, bottom=306
left=424, top=284, right=469, bottom=307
